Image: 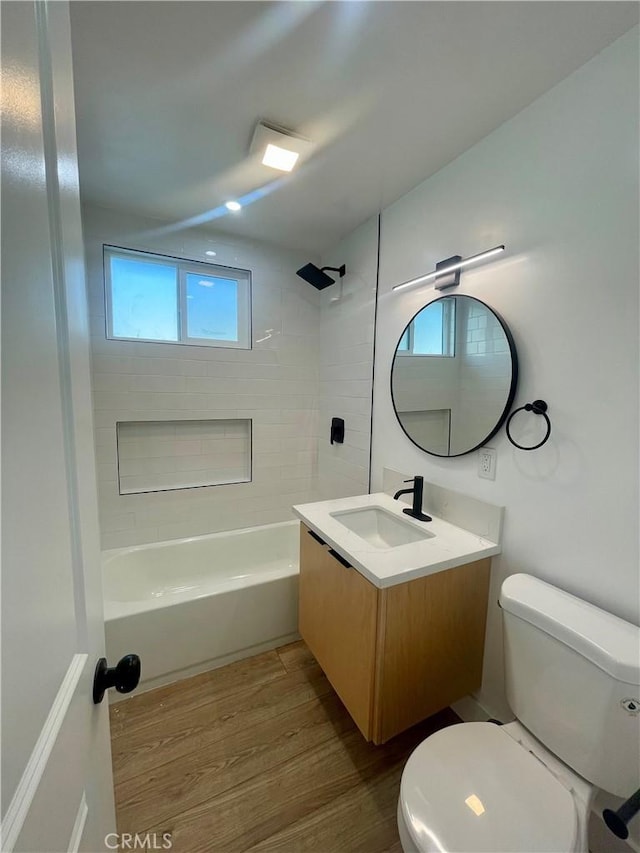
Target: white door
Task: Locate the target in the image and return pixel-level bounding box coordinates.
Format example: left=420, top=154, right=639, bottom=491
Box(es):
left=2, top=2, right=118, bottom=851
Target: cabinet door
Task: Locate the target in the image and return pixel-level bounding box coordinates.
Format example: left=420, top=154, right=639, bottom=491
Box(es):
left=373, top=557, right=491, bottom=743
left=298, top=525, right=379, bottom=739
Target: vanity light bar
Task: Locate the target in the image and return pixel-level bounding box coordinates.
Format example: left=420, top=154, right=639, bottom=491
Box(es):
left=392, top=245, right=505, bottom=292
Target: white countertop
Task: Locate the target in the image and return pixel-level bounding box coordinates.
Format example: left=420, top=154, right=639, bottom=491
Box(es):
left=292, top=492, right=501, bottom=588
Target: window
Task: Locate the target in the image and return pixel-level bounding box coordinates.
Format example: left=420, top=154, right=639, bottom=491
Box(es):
left=104, top=246, right=251, bottom=348
left=397, top=298, right=455, bottom=356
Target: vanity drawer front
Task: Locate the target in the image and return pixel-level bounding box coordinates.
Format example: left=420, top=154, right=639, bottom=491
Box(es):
left=298, top=524, right=378, bottom=739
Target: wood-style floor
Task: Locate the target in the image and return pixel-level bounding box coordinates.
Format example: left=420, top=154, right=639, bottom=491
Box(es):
left=110, top=641, right=460, bottom=853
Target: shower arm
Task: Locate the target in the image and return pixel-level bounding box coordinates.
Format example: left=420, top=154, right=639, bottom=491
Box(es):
left=322, top=265, right=346, bottom=277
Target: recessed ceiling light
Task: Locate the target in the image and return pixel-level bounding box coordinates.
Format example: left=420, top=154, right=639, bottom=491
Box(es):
left=262, top=143, right=300, bottom=173
left=225, top=201, right=242, bottom=212
left=250, top=121, right=314, bottom=173
left=205, top=250, right=217, bottom=257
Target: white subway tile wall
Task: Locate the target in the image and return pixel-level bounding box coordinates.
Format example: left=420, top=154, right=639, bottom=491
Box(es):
left=84, top=205, right=323, bottom=548
left=456, top=299, right=513, bottom=452
left=317, top=217, right=378, bottom=499
left=116, top=419, right=251, bottom=494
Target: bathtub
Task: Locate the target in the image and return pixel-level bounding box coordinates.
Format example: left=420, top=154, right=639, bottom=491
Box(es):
left=102, top=520, right=300, bottom=697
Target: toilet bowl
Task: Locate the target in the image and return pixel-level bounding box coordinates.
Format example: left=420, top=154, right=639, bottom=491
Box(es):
left=397, top=721, right=593, bottom=852
left=397, top=574, right=640, bottom=853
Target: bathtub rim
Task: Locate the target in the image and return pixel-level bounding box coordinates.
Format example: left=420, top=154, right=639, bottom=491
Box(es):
left=102, top=517, right=300, bottom=566
left=102, top=518, right=300, bottom=621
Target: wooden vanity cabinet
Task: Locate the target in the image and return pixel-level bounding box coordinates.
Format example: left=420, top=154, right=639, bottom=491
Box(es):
left=298, top=523, right=491, bottom=744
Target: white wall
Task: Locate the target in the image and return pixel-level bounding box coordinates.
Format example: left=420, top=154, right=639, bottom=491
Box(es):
left=316, top=217, right=378, bottom=499
left=369, top=28, right=639, bottom=718
left=83, top=205, right=321, bottom=548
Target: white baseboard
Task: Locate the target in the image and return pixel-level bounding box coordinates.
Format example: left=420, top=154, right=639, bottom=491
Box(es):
left=109, top=631, right=300, bottom=702
left=451, top=695, right=491, bottom=723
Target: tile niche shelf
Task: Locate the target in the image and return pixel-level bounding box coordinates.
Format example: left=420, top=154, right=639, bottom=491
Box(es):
left=116, top=418, right=251, bottom=495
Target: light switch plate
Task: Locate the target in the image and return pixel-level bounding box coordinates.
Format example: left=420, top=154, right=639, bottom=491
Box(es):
left=478, top=447, right=496, bottom=480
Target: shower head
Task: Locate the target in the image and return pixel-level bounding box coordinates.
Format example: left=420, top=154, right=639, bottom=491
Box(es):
left=296, top=262, right=346, bottom=290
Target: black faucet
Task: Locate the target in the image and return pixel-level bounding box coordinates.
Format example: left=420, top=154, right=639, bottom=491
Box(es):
left=393, top=475, right=432, bottom=522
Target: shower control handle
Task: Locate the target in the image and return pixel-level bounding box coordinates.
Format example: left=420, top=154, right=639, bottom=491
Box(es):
left=93, top=654, right=141, bottom=704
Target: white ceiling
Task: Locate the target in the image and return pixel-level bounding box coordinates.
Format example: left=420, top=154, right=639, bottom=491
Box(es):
left=70, top=1, right=638, bottom=255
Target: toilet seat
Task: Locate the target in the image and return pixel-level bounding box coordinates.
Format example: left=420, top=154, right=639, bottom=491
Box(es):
left=399, top=722, right=579, bottom=853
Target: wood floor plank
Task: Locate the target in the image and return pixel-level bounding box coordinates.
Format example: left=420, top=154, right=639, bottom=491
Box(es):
left=114, top=691, right=356, bottom=834
left=111, top=641, right=460, bottom=853
left=112, top=661, right=333, bottom=784
left=246, top=710, right=459, bottom=853
left=245, top=761, right=405, bottom=853
left=276, top=641, right=316, bottom=673
left=110, top=650, right=286, bottom=738
left=143, top=711, right=456, bottom=853
left=143, top=731, right=379, bottom=853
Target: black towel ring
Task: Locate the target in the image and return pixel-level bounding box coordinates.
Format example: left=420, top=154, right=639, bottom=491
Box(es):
left=506, top=400, right=551, bottom=451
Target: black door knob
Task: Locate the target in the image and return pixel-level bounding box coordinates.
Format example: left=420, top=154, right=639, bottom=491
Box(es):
left=93, top=654, right=141, bottom=704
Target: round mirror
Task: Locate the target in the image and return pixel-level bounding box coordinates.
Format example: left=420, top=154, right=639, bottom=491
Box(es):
left=391, top=295, right=518, bottom=457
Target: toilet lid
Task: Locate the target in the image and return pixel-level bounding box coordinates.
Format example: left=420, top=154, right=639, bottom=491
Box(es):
left=400, top=722, right=578, bottom=853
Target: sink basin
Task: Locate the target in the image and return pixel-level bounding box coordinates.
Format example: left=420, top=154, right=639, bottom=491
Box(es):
left=330, top=506, right=434, bottom=549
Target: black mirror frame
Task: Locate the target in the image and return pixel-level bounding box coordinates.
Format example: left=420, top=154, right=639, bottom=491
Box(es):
left=390, top=295, right=519, bottom=458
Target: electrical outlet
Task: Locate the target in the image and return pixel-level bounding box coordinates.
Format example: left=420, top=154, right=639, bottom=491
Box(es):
left=478, top=447, right=496, bottom=480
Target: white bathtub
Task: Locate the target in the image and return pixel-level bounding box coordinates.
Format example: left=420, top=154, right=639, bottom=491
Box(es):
left=102, top=520, right=300, bottom=696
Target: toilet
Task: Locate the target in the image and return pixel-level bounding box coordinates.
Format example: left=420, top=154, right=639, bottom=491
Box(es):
left=397, top=573, right=640, bottom=852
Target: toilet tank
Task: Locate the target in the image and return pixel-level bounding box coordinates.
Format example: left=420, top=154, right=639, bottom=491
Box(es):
left=499, top=574, right=640, bottom=798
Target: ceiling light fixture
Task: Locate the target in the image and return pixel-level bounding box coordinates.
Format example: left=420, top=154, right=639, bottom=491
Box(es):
left=225, top=200, right=242, bottom=212
left=393, top=245, right=505, bottom=292
left=250, top=120, right=314, bottom=173
left=262, top=143, right=300, bottom=173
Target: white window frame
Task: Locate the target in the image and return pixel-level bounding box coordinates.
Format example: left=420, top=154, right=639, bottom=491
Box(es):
left=104, top=245, right=252, bottom=349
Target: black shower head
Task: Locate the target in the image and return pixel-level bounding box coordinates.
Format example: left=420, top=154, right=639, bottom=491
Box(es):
left=296, top=262, right=346, bottom=290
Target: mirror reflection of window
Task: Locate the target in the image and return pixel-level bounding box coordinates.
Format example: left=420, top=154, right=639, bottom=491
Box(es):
left=397, top=298, right=455, bottom=356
